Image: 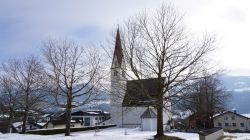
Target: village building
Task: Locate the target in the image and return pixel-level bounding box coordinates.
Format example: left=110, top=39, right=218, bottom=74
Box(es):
left=109, top=29, right=171, bottom=131
left=213, top=111, right=250, bottom=131
left=186, top=113, right=209, bottom=129
left=43, top=119, right=81, bottom=129
left=41, top=110, right=110, bottom=129
left=71, top=110, right=110, bottom=126
left=12, top=121, right=42, bottom=132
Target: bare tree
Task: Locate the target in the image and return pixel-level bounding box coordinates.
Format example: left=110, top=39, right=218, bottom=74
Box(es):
left=2, top=56, right=47, bottom=133
left=42, top=39, right=103, bottom=136
left=179, top=73, right=231, bottom=128
left=118, top=4, right=215, bottom=137
left=0, top=75, right=18, bottom=132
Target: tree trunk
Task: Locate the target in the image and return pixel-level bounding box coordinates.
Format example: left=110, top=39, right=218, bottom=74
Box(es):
left=7, top=110, right=14, bottom=133
left=155, top=97, right=164, bottom=138
left=21, top=109, right=28, bottom=134
left=210, top=115, right=214, bottom=128
left=65, top=95, right=72, bottom=136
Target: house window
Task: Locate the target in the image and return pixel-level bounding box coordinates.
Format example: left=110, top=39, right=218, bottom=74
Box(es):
left=225, top=123, right=229, bottom=126
left=114, top=70, right=118, bottom=76
left=218, top=123, right=222, bottom=127
left=241, top=123, right=245, bottom=127
left=232, top=123, right=236, bottom=126
left=95, top=117, right=98, bottom=120
left=224, top=116, right=228, bottom=120
left=232, top=116, right=235, bottom=120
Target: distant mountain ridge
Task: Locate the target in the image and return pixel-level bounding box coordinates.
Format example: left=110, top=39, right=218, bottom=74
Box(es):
left=72, top=75, right=250, bottom=114
left=220, top=75, right=250, bottom=91
left=220, top=75, right=250, bottom=114
left=43, top=75, right=250, bottom=114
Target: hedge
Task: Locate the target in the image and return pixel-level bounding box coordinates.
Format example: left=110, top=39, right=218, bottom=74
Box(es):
left=26, top=124, right=116, bottom=135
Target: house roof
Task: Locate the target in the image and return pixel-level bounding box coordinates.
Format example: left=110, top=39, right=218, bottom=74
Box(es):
left=112, top=28, right=123, bottom=67
left=12, top=122, right=23, bottom=128
left=140, top=108, right=157, bottom=118
left=36, top=122, right=48, bottom=127
left=41, top=113, right=53, bottom=118
left=71, top=111, right=91, bottom=116
left=122, top=78, right=165, bottom=107
left=71, top=110, right=109, bottom=116
left=243, top=113, right=250, bottom=118
left=50, top=119, right=66, bottom=125
left=13, top=121, right=48, bottom=129
left=214, top=111, right=250, bottom=119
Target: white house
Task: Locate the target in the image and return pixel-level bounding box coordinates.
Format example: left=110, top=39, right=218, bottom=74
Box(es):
left=109, top=29, right=171, bottom=131
left=71, top=110, right=110, bottom=126
left=42, top=110, right=110, bottom=129
left=214, top=111, right=250, bottom=131
left=44, top=119, right=81, bottom=129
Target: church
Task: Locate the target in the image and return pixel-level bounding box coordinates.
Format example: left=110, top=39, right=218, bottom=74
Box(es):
left=109, top=29, right=172, bottom=131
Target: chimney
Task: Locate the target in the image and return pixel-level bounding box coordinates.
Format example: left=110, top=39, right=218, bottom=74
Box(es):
left=232, top=109, right=237, bottom=114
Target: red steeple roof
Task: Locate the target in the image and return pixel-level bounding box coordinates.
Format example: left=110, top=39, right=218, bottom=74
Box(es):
left=113, top=28, right=123, bottom=67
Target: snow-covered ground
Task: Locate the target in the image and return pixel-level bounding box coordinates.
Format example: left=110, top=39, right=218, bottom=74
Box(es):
left=0, top=128, right=198, bottom=140
left=224, top=132, right=250, bottom=140
left=0, top=128, right=250, bottom=140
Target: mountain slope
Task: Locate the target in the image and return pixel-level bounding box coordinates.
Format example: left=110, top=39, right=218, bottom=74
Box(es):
left=220, top=75, right=250, bottom=113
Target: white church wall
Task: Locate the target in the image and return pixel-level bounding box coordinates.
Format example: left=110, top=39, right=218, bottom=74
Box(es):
left=110, top=55, right=127, bottom=127
left=163, top=109, right=171, bottom=131
left=142, top=118, right=157, bottom=131
left=110, top=106, right=123, bottom=127
left=122, top=107, right=147, bottom=128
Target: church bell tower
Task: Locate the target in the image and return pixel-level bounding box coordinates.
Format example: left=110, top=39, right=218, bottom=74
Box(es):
left=110, top=29, right=126, bottom=127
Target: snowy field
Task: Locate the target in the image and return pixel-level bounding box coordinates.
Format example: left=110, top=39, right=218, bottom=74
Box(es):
left=0, top=128, right=250, bottom=140
left=224, top=132, right=250, bottom=140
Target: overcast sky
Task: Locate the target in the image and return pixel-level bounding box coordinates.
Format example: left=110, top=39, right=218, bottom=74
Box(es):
left=0, top=0, right=250, bottom=75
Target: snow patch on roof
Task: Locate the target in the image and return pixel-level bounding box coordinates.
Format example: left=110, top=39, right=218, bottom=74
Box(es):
left=0, top=114, right=9, bottom=118
left=242, top=114, right=250, bottom=118
left=12, top=122, right=23, bottom=127
left=41, top=114, right=51, bottom=118
left=37, top=123, right=47, bottom=126
left=87, top=112, right=99, bottom=115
